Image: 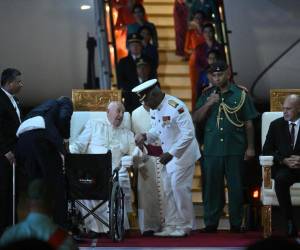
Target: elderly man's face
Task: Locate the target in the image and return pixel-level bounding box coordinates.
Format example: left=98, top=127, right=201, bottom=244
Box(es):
left=283, top=98, right=300, bottom=122
left=107, top=104, right=124, bottom=127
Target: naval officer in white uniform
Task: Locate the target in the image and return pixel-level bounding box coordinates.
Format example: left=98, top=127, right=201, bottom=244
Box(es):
left=133, top=79, right=201, bottom=237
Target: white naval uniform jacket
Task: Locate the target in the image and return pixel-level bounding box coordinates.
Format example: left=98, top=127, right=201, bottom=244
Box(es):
left=147, top=95, right=201, bottom=173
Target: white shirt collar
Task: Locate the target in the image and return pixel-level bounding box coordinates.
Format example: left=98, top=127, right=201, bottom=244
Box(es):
left=289, top=118, right=300, bottom=126
left=1, top=87, right=14, bottom=99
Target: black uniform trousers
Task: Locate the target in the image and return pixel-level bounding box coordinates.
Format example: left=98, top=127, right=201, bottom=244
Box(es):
left=0, top=157, right=13, bottom=235
left=274, top=167, right=300, bottom=222
left=16, top=130, right=67, bottom=228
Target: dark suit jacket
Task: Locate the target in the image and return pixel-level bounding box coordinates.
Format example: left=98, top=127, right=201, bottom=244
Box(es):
left=0, top=88, right=21, bottom=155
left=24, top=97, right=73, bottom=153
left=262, top=117, right=300, bottom=174
left=116, top=54, right=156, bottom=112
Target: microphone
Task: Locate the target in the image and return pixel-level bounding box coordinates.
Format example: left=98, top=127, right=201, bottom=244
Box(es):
left=215, top=87, right=221, bottom=95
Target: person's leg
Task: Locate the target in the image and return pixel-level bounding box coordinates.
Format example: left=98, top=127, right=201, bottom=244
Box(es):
left=225, top=155, right=244, bottom=230
left=202, top=156, right=225, bottom=229
left=32, top=135, right=67, bottom=228
left=274, top=167, right=300, bottom=236
left=0, top=157, right=12, bottom=236
left=160, top=167, right=177, bottom=231
left=171, top=164, right=195, bottom=232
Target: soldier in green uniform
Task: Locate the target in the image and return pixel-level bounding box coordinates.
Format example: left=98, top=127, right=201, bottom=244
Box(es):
left=193, top=61, right=258, bottom=233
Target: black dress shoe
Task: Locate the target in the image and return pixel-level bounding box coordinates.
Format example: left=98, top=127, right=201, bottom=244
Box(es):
left=142, top=230, right=154, bottom=236
left=200, top=225, right=217, bottom=233
left=230, top=226, right=245, bottom=233
left=287, top=220, right=298, bottom=238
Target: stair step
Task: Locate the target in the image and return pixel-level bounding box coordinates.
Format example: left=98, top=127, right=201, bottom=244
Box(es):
left=158, top=64, right=189, bottom=74
left=144, top=4, right=173, bottom=15
left=157, top=27, right=175, bottom=39
left=148, top=16, right=174, bottom=26
left=162, top=87, right=191, bottom=100
left=144, top=0, right=173, bottom=3
left=159, top=39, right=176, bottom=49
left=159, top=51, right=182, bottom=62
left=193, top=177, right=201, bottom=188
left=159, top=78, right=190, bottom=87
left=192, top=191, right=202, bottom=203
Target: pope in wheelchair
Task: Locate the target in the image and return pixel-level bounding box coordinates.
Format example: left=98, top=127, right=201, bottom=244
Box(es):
left=69, top=101, right=138, bottom=235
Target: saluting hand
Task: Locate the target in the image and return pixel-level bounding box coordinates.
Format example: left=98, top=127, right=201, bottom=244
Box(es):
left=159, top=152, right=173, bottom=165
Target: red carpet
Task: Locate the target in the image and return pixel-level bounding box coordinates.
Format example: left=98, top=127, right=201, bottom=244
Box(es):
left=79, top=230, right=263, bottom=248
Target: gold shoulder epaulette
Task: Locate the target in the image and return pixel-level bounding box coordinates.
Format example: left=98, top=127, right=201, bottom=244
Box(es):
left=168, top=99, right=179, bottom=108
left=236, top=84, right=248, bottom=92
left=202, top=84, right=214, bottom=93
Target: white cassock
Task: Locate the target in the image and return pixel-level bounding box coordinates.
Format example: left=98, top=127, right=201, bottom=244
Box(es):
left=131, top=105, right=164, bottom=233
left=146, top=95, right=201, bottom=232
left=69, top=117, right=136, bottom=233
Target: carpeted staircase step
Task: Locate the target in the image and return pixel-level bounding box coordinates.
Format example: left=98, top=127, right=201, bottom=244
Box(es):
left=144, top=5, right=173, bottom=15
left=159, top=39, right=176, bottom=50
left=158, top=50, right=182, bottom=62
left=161, top=86, right=191, bottom=99
left=158, top=64, right=189, bottom=74
left=144, top=0, right=173, bottom=3
left=159, top=76, right=190, bottom=86
left=148, top=15, right=174, bottom=26
left=157, top=27, right=175, bottom=39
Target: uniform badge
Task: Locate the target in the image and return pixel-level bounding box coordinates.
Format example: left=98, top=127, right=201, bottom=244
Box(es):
left=162, top=116, right=171, bottom=126
left=168, top=100, right=179, bottom=108
left=151, top=116, right=155, bottom=119
left=178, top=107, right=184, bottom=114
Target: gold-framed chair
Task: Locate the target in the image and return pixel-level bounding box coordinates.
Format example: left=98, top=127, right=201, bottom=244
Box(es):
left=72, top=89, right=122, bottom=111
left=260, top=89, right=300, bottom=238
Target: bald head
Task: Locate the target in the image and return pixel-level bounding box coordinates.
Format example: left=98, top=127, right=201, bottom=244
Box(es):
left=283, top=94, right=300, bottom=122
left=107, top=101, right=125, bottom=127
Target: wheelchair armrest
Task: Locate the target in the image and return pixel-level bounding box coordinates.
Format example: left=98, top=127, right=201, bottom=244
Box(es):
left=259, top=156, right=274, bottom=189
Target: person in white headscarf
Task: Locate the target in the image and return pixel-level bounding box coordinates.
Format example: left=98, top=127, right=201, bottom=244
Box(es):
left=69, top=101, right=136, bottom=235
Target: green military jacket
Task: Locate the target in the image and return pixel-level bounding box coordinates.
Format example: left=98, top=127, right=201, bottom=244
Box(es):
left=195, top=84, right=258, bottom=156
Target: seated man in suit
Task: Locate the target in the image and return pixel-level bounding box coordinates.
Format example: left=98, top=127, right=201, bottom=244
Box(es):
left=69, top=101, right=136, bottom=235
left=263, top=94, right=300, bottom=237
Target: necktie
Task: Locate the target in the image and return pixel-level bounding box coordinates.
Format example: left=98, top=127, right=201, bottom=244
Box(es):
left=290, top=123, right=296, bottom=148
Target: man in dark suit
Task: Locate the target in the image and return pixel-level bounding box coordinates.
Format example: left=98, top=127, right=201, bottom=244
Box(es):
left=263, top=94, right=300, bottom=237
left=15, top=97, right=73, bottom=228
left=0, top=68, right=23, bottom=236
left=117, top=33, right=155, bottom=113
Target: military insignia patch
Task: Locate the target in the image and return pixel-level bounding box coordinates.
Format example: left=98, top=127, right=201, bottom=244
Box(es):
left=162, top=116, right=171, bottom=126
left=178, top=107, right=184, bottom=114
left=168, top=100, right=179, bottom=108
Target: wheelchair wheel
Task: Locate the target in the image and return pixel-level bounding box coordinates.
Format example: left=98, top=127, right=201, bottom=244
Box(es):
left=109, top=182, right=125, bottom=242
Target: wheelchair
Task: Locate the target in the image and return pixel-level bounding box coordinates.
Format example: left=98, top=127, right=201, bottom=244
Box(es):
left=65, top=151, right=125, bottom=241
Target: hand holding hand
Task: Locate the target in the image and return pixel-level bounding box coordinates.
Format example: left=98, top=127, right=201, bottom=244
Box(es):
left=159, top=152, right=173, bottom=165
left=135, top=133, right=146, bottom=149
